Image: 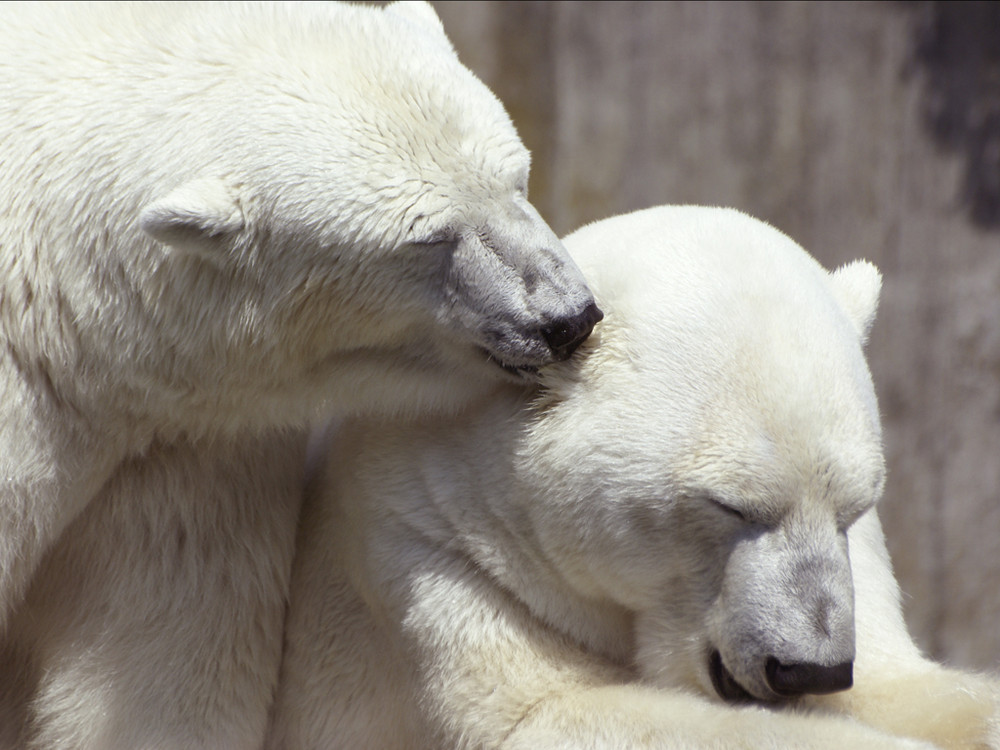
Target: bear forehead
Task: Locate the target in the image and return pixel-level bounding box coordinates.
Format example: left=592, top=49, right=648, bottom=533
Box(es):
left=673, top=414, right=884, bottom=520
left=130, top=2, right=530, bottom=194
left=569, top=254, right=876, bottom=434
left=535, top=206, right=884, bottom=516
left=570, top=305, right=884, bottom=511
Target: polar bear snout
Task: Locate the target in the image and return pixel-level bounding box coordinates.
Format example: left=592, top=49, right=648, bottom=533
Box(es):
left=765, top=656, right=853, bottom=697
left=704, top=524, right=858, bottom=704
left=445, top=200, right=600, bottom=371
left=709, top=651, right=854, bottom=704
left=542, top=301, right=604, bottom=361
left=477, top=296, right=602, bottom=375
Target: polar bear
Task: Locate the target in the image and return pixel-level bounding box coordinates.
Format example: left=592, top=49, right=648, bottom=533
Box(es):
left=0, top=2, right=599, bottom=748
left=271, top=206, right=1000, bottom=749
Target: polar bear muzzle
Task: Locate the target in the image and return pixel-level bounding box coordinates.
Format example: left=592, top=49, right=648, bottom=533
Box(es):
left=445, top=198, right=603, bottom=373
left=480, top=298, right=603, bottom=377
left=706, top=519, right=858, bottom=704
left=541, top=301, right=604, bottom=361
left=709, top=650, right=854, bottom=703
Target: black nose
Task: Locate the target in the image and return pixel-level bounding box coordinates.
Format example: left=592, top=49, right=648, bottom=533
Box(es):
left=765, top=657, right=854, bottom=697
left=542, top=302, right=604, bottom=360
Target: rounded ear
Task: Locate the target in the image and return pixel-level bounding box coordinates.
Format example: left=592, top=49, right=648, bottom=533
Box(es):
left=829, top=260, right=882, bottom=345
left=384, top=1, right=450, bottom=44
left=140, top=178, right=245, bottom=255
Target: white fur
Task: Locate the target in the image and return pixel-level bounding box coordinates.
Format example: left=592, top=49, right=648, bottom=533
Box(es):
left=272, top=206, right=1000, bottom=749
left=0, top=2, right=597, bottom=748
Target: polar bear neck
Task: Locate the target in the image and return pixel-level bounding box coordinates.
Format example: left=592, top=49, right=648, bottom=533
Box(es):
left=336, top=390, right=638, bottom=667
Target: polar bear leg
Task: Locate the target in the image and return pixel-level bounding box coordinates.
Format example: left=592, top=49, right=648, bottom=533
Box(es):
left=266, top=481, right=424, bottom=750
left=0, top=357, right=130, bottom=630
left=503, top=685, right=936, bottom=750
left=267, top=571, right=427, bottom=749
left=11, top=431, right=305, bottom=750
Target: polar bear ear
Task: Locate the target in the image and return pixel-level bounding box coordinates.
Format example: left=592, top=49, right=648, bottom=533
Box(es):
left=140, top=178, right=245, bottom=256
left=384, top=1, right=449, bottom=42
left=829, top=260, right=882, bottom=345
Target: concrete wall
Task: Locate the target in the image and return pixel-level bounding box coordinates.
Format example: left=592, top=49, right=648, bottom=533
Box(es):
left=433, top=0, right=1000, bottom=670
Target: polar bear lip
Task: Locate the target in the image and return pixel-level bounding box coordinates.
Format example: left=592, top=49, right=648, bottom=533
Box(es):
left=480, top=348, right=540, bottom=381
left=498, top=361, right=540, bottom=380
left=709, top=650, right=756, bottom=704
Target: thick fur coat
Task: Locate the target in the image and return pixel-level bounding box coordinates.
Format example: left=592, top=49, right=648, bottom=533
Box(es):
left=272, top=207, right=1000, bottom=749
left=0, top=3, right=597, bottom=747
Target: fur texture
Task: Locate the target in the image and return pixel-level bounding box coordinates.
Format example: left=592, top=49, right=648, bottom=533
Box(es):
left=271, top=206, right=1000, bottom=749
left=0, top=2, right=596, bottom=747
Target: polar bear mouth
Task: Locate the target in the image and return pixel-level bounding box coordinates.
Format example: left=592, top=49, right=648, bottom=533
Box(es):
left=481, top=348, right=540, bottom=381
left=708, top=650, right=755, bottom=704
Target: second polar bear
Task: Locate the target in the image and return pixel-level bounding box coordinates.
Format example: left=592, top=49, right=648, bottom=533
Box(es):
left=0, top=3, right=598, bottom=749
left=272, top=206, right=999, bottom=749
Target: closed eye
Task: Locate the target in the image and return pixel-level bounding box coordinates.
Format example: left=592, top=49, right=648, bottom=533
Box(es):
left=404, top=211, right=456, bottom=246
left=408, top=227, right=455, bottom=248
left=412, top=235, right=452, bottom=248
left=706, top=495, right=747, bottom=522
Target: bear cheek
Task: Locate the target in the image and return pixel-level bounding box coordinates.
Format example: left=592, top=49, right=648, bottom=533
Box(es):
left=633, top=601, right=718, bottom=694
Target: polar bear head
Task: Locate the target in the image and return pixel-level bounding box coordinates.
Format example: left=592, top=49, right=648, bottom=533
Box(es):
left=131, top=1, right=600, bottom=416
left=516, top=206, right=884, bottom=704
left=12, top=2, right=597, bottom=426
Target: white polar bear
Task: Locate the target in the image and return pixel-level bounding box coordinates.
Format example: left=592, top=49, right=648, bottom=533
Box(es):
left=271, top=206, right=1000, bottom=749
left=0, top=2, right=599, bottom=748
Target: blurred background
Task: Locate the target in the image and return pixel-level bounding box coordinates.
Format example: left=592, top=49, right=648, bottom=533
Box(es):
left=431, top=0, right=1000, bottom=671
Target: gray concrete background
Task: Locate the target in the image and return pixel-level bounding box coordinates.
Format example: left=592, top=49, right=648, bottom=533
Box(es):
left=431, top=0, right=1000, bottom=671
